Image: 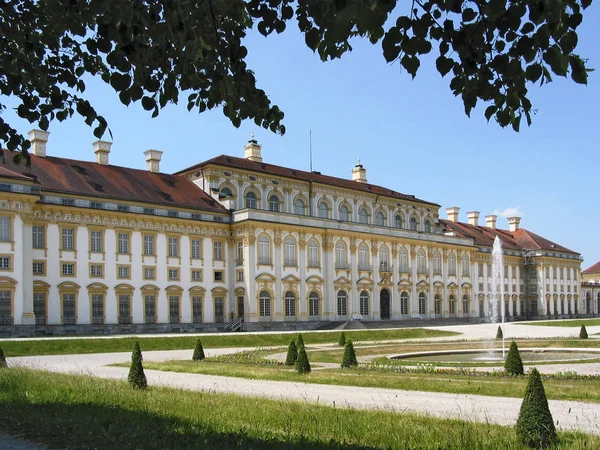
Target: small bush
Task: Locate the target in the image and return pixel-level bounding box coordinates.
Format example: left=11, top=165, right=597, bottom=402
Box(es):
left=338, top=332, right=347, bottom=347
left=295, top=346, right=311, bottom=374
left=192, top=339, right=205, bottom=361
left=206, top=350, right=280, bottom=366
left=285, top=340, right=298, bottom=366
left=0, top=346, right=6, bottom=368
left=496, top=326, right=503, bottom=340
left=296, top=333, right=305, bottom=350
left=127, top=342, right=148, bottom=389
left=505, top=341, right=524, bottom=376
left=579, top=325, right=588, bottom=339
left=516, top=367, right=557, bottom=448
left=341, top=340, right=358, bottom=368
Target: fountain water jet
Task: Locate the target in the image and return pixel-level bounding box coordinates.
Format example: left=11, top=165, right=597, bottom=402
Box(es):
left=490, top=236, right=506, bottom=358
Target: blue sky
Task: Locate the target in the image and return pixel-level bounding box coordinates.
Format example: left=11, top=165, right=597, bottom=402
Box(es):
left=3, top=6, right=600, bottom=269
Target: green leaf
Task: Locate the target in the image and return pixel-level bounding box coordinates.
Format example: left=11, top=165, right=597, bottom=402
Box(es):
left=559, top=31, right=578, bottom=54
left=401, top=55, right=420, bottom=78
left=435, top=56, right=453, bottom=77
left=511, top=114, right=521, bottom=132
left=141, top=96, right=156, bottom=111
left=543, top=46, right=569, bottom=76
left=485, top=105, right=497, bottom=122
left=462, top=8, right=477, bottom=22
left=305, top=28, right=320, bottom=51
left=525, top=64, right=543, bottom=82
left=570, top=56, right=588, bottom=85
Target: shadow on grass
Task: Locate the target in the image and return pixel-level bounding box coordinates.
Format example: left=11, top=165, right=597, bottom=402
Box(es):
left=0, top=401, right=380, bottom=450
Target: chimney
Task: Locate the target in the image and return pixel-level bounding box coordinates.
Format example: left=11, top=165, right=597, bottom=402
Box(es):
left=508, top=216, right=521, bottom=232
left=144, top=150, right=163, bottom=173
left=244, top=132, right=262, bottom=162
left=485, top=215, right=497, bottom=229
left=351, top=157, right=367, bottom=183
left=93, top=140, right=112, bottom=165
left=467, top=211, right=480, bottom=226
left=28, top=129, right=49, bottom=157
left=446, top=206, right=460, bottom=223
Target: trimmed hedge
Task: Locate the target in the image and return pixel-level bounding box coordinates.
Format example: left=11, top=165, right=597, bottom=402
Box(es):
left=295, top=346, right=311, bottom=374
left=516, top=367, right=557, bottom=448
left=338, top=332, right=347, bottom=347
left=0, top=346, right=6, bottom=368
left=341, top=340, right=358, bottom=368
left=192, top=339, right=205, bottom=361
left=296, top=333, right=305, bottom=350
left=285, top=340, right=298, bottom=366
left=496, top=326, right=503, bottom=340
left=127, top=342, right=148, bottom=389
left=505, top=341, right=524, bottom=376
left=579, top=325, right=588, bottom=339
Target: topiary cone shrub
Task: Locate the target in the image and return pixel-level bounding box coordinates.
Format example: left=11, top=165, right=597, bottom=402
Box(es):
left=285, top=339, right=298, bottom=366
left=341, top=340, right=358, bottom=368
left=192, top=339, right=206, bottom=361
left=128, top=342, right=148, bottom=389
left=516, top=367, right=557, bottom=448
left=0, top=346, right=6, bottom=368
left=295, top=346, right=311, bottom=374
left=338, top=332, right=347, bottom=347
left=505, top=341, right=524, bottom=376
left=296, top=333, right=305, bottom=351
left=579, top=325, right=588, bottom=339
left=496, top=325, right=503, bottom=340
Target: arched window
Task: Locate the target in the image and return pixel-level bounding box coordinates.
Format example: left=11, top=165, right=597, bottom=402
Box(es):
left=294, top=198, right=306, bottom=215
left=236, top=241, right=244, bottom=265
left=399, top=247, right=408, bottom=272
left=358, top=243, right=369, bottom=270
left=284, top=238, right=296, bottom=266
left=375, top=211, right=385, bottom=226
left=448, top=253, right=456, bottom=276
left=410, top=216, right=418, bottom=231
left=380, top=246, right=389, bottom=271
left=417, top=249, right=426, bottom=274
left=336, top=241, right=347, bottom=269
left=395, top=214, right=403, bottom=229
left=269, top=194, right=280, bottom=212
left=418, top=292, right=426, bottom=315
left=285, top=291, right=296, bottom=317
left=340, top=205, right=350, bottom=222
left=359, top=207, right=369, bottom=224
left=337, top=290, right=347, bottom=316
left=309, top=291, right=320, bottom=317
left=318, top=200, right=330, bottom=219
left=462, top=254, right=470, bottom=276
left=258, top=235, right=271, bottom=264
left=220, top=187, right=233, bottom=198
left=359, top=290, right=369, bottom=316
left=307, top=240, right=319, bottom=268
left=463, top=295, right=470, bottom=315
left=424, top=220, right=431, bottom=233
left=434, top=295, right=441, bottom=315
left=433, top=251, right=441, bottom=275
left=449, top=295, right=456, bottom=314
left=259, top=291, right=271, bottom=317
left=245, top=191, right=257, bottom=209
left=400, top=291, right=409, bottom=315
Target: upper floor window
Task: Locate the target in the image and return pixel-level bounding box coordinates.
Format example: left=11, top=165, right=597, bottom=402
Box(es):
left=417, top=249, right=426, bottom=274
left=448, top=253, right=456, bottom=276
left=375, top=211, right=385, bottom=226
left=269, top=195, right=280, bottom=212
left=462, top=254, right=470, bottom=276
left=191, top=239, right=202, bottom=259
left=0, top=217, right=10, bottom=242
left=32, top=225, right=45, bottom=249
left=424, top=220, right=431, bottom=233
left=359, top=207, right=369, bottom=224
left=168, top=237, right=179, bottom=257
left=294, top=198, right=306, bottom=215
left=395, top=215, right=403, bottom=229
left=358, top=243, right=369, bottom=270
left=117, top=233, right=129, bottom=254
left=245, top=191, right=257, bottom=209
left=308, top=240, right=319, bottom=267
left=433, top=251, right=441, bottom=275
left=339, top=205, right=350, bottom=222
left=399, top=248, right=408, bottom=272
left=90, top=231, right=103, bottom=252
left=143, top=235, right=155, bottom=256
left=284, top=238, right=296, bottom=266
left=213, top=241, right=223, bottom=261
left=336, top=241, right=347, bottom=269
left=236, top=241, right=243, bottom=265
left=410, top=216, right=418, bottom=231
left=318, top=200, right=330, bottom=219
left=380, top=246, right=389, bottom=271
left=258, top=235, right=271, bottom=264
left=62, top=228, right=75, bottom=251
left=220, top=187, right=233, bottom=198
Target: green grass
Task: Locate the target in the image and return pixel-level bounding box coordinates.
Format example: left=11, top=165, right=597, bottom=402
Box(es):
left=0, top=369, right=597, bottom=449
left=522, top=319, right=600, bottom=327
left=137, top=360, right=600, bottom=403
left=0, top=328, right=458, bottom=357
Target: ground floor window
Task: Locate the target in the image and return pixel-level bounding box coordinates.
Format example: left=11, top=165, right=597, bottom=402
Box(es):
left=434, top=295, right=441, bottom=315
left=169, top=295, right=180, bottom=324
left=359, top=290, right=369, bottom=316
left=214, top=297, right=224, bottom=323
left=118, top=295, right=131, bottom=324
left=192, top=296, right=203, bottom=323
left=462, top=295, right=469, bottom=315
left=259, top=291, right=271, bottom=318
left=448, top=295, right=455, bottom=315
left=144, top=295, right=156, bottom=324
left=34, top=293, right=46, bottom=325
left=337, top=290, right=347, bottom=316
left=62, top=294, right=76, bottom=325
left=418, top=292, right=426, bottom=315
left=0, top=290, right=11, bottom=325
left=309, top=292, right=319, bottom=317
left=91, top=294, right=104, bottom=325
left=400, top=292, right=408, bottom=315
left=285, top=291, right=296, bottom=317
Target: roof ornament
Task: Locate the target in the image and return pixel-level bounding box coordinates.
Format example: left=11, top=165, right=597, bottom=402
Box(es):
left=355, top=157, right=362, bottom=167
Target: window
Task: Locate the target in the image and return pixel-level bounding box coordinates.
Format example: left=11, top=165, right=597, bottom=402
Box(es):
left=339, top=205, right=350, bottom=222
left=395, top=215, right=403, bottom=229
left=220, top=187, right=233, bottom=198
left=358, top=244, right=369, bottom=270
left=143, top=235, right=155, bottom=256
left=191, top=239, right=203, bottom=259
left=258, top=236, right=271, bottom=264
left=32, top=261, right=45, bottom=275
left=380, top=247, right=389, bottom=271
left=399, top=248, right=408, bottom=272
left=419, top=292, right=426, bottom=315
left=435, top=295, right=441, bottom=315
left=62, top=228, right=74, bottom=250
left=245, top=191, right=257, bottom=209
left=90, top=230, right=103, bottom=252
left=259, top=291, right=271, bottom=317
left=359, top=290, right=369, bottom=316
left=284, top=238, right=296, bottom=266
left=118, top=295, right=131, bottom=324
left=285, top=291, right=296, bottom=317
left=91, top=294, right=104, bottom=324
left=214, top=296, right=225, bottom=322
left=236, top=241, right=243, bottom=265
left=144, top=295, right=156, bottom=324
left=169, top=296, right=180, bottom=324
left=168, top=237, right=179, bottom=257
left=269, top=195, right=280, bottom=212
left=214, top=270, right=223, bottom=282
left=61, top=263, right=75, bottom=276
left=337, top=290, right=347, bottom=316
left=462, top=254, right=470, bottom=276
left=308, top=240, right=319, bottom=267
left=62, top=293, right=76, bottom=325
left=118, top=204, right=130, bottom=212
left=191, top=269, right=202, bottom=281
left=90, top=264, right=103, bottom=277
left=213, top=241, right=223, bottom=260
left=424, top=220, right=431, bottom=233
left=478, top=263, right=484, bottom=277
left=192, top=296, right=203, bottom=323
left=336, top=241, right=347, bottom=269
left=32, top=225, right=44, bottom=249
left=318, top=201, right=329, bottom=219
left=168, top=268, right=179, bottom=281
left=118, top=265, right=130, bottom=279
left=433, top=252, right=441, bottom=275
left=117, top=233, right=129, bottom=254
left=462, top=295, right=469, bottom=314
left=295, top=198, right=306, bottom=215
left=0, top=217, right=10, bottom=242
left=448, top=253, right=456, bottom=276
left=0, top=257, right=10, bottom=270
left=236, top=270, right=244, bottom=281
left=449, top=295, right=456, bottom=314
left=143, top=267, right=155, bottom=280
left=417, top=250, right=426, bottom=274
left=34, top=293, right=46, bottom=325
left=359, top=207, right=369, bottom=224
left=309, top=292, right=319, bottom=317
left=400, top=291, right=408, bottom=315
left=410, top=216, right=418, bottom=231
left=375, top=211, right=385, bottom=226
left=0, top=290, right=11, bottom=324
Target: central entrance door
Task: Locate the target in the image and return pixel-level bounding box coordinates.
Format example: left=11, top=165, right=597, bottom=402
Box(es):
left=380, top=289, right=391, bottom=320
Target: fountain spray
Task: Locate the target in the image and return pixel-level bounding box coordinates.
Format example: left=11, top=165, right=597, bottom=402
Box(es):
left=491, top=236, right=506, bottom=358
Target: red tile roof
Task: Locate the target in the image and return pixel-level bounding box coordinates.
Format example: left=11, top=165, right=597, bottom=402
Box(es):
left=0, top=165, right=35, bottom=182
left=0, top=150, right=226, bottom=213
left=582, top=261, right=600, bottom=274
left=440, top=219, right=579, bottom=255
left=176, top=155, right=439, bottom=207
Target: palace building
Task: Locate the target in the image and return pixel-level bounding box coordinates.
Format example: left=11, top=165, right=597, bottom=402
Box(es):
left=0, top=131, right=587, bottom=336
left=581, top=262, right=600, bottom=316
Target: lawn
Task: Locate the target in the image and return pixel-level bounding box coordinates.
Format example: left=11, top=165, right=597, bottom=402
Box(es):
left=521, top=319, right=600, bottom=327
left=0, top=368, right=597, bottom=449
left=0, top=328, right=457, bottom=356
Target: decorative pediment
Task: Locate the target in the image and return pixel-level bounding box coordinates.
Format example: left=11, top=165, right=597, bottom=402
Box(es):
left=141, top=284, right=160, bottom=292
left=33, top=280, right=50, bottom=289
left=461, top=282, right=472, bottom=289
left=87, top=282, right=108, bottom=291
left=333, top=276, right=352, bottom=285
left=166, top=285, right=184, bottom=293
left=190, top=286, right=207, bottom=294
left=433, top=280, right=444, bottom=288
left=416, top=279, right=429, bottom=288
left=255, top=272, right=276, bottom=282
left=306, top=275, right=324, bottom=284
left=282, top=274, right=300, bottom=283
left=115, top=283, right=134, bottom=292
left=398, top=278, right=411, bottom=287
left=447, top=282, right=458, bottom=289
left=211, top=286, right=228, bottom=294
left=357, top=277, right=374, bottom=285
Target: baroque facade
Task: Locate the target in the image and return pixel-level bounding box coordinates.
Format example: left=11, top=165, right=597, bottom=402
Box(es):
left=0, top=131, right=586, bottom=336
left=581, top=262, right=600, bottom=316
